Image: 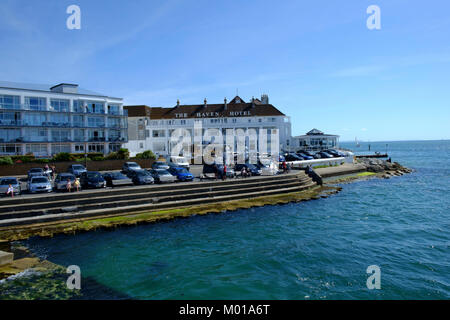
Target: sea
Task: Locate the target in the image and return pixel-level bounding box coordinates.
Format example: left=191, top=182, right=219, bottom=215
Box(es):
left=2, top=140, right=449, bottom=299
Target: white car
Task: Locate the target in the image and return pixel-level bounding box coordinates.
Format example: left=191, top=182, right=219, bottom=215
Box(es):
left=168, top=156, right=190, bottom=170
left=259, top=161, right=279, bottom=176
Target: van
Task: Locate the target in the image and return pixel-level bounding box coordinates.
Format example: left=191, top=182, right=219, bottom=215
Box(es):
left=168, top=156, right=190, bottom=170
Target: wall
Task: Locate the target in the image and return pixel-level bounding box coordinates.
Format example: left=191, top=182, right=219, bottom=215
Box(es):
left=0, top=159, right=154, bottom=176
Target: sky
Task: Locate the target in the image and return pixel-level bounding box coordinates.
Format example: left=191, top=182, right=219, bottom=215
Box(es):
left=0, top=0, right=449, bottom=141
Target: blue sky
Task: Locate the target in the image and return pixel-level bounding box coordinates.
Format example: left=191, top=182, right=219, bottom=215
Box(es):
left=1, top=0, right=449, bottom=141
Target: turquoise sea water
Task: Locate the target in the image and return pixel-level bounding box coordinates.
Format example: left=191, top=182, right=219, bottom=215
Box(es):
left=14, top=141, right=450, bottom=299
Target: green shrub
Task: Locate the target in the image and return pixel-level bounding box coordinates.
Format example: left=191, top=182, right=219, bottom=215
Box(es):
left=0, top=156, right=13, bottom=165
left=76, top=157, right=91, bottom=162
left=91, top=156, right=105, bottom=161
left=52, top=152, right=76, bottom=162
left=135, top=150, right=156, bottom=160
left=117, top=148, right=130, bottom=160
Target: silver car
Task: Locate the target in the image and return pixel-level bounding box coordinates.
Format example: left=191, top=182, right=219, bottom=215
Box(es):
left=150, top=169, right=176, bottom=183
left=0, top=177, right=21, bottom=196
left=54, top=173, right=77, bottom=191
left=28, top=176, right=52, bottom=193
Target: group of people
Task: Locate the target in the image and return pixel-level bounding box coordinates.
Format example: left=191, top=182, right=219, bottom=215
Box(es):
left=44, top=164, right=57, bottom=180
left=66, top=177, right=81, bottom=192
left=281, top=161, right=291, bottom=173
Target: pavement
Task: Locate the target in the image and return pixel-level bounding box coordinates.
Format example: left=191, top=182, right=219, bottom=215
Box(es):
left=315, top=162, right=366, bottom=178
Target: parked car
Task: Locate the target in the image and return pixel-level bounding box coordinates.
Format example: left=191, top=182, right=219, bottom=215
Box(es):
left=122, top=161, right=142, bottom=173
left=28, top=168, right=45, bottom=180
left=28, top=176, right=52, bottom=193
left=54, top=173, right=77, bottom=191
left=299, top=150, right=315, bottom=157
left=256, top=161, right=279, bottom=176
left=0, top=177, right=21, bottom=196
left=296, top=152, right=314, bottom=160
left=168, top=156, right=190, bottom=170
left=168, top=167, right=194, bottom=182
left=217, top=165, right=236, bottom=178
left=150, top=169, right=176, bottom=183
left=278, top=155, right=286, bottom=162
left=80, top=171, right=106, bottom=189
left=152, top=161, right=170, bottom=170
left=127, top=169, right=155, bottom=185
left=316, top=151, right=334, bottom=159
left=284, top=153, right=303, bottom=161
left=68, top=164, right=87, bottom=177
left=234, top=163, right=262, bottom=176
left=102, top=172, right=133, bottom=187
left=324, top=149, right=345, bottom=157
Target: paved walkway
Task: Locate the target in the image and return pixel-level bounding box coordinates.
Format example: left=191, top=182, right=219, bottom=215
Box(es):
left=315, top=163, right=366, bottom=178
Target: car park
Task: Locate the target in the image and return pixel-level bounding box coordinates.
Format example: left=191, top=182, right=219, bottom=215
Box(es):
left=0, top=177, right=21, bottom=196
left=150, top=169, right=176, bottom=183
left=152, top=160, right=170, bottom=170
left=168, top=156, right=190, bottom=170
left=28, top=176, right=52, bottom=193
left=80, top=171, right=106, bottom=189
left=127, top=169, right=155, bottom=185
left=28, top=168, right=46, bottom=180
left=54, top=173, right=77, bottom=191
left=168, top=167, right=194, bottom=182
left=122, top=161, right=142, bottom=173
left=102, top=172, right=133, bottom=187
left=68, top=164, right=87, bottom=177
left=324, top=149, right=345, bottom=157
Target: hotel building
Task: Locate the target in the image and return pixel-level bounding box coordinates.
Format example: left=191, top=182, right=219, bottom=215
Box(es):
left=124, top=95, right=292, bottom=158
left=0, top=81, right=128, bottom=157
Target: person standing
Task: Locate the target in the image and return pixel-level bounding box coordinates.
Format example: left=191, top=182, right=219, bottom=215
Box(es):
left=223, top=164, right=227, bottom=180
left=74, top=178, right=81, bottom=192
left=6, top=184, right=14, bottom=197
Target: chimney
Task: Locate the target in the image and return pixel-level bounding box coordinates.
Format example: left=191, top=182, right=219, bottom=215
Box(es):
left=176, top=99, right=180, bottom=107
left=251, top=96, right=255, bottom=108
left=261, top=94, right=269, bottom=104
left=224, top=97, right=227, bottom=110
left=203, top=98, right=207, bottom=108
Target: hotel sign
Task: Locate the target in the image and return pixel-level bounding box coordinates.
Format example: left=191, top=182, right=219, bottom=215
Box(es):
left=175, top=111, right=252, bottom=118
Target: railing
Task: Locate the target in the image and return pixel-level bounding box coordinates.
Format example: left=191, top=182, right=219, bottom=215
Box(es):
left=0, top=103, right=128, bottom=116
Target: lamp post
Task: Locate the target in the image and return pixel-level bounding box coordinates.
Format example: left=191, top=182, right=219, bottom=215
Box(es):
left=84, top=142, right=87, bottom=169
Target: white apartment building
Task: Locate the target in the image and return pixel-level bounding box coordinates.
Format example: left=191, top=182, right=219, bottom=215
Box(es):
left=124, top=95, right=292, bottom=158
left=0, top=81, right=128, bottom=157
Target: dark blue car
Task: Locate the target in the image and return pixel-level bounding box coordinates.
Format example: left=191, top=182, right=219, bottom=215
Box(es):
left=168, top=167, right=194, bottom=182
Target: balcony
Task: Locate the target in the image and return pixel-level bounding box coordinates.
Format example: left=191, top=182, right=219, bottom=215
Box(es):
left=0, top=103, right=128, bottom=116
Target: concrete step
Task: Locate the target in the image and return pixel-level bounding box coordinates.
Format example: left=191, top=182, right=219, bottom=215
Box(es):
left=0, top=182, right=317, bottom=228
left=0, top=172, right=306, bottom=206
left=0, top=176, right=310, bottom=216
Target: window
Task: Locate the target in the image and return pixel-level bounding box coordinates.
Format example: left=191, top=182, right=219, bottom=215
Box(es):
left=50, top=99, right=69, bottom=112
left=0, top=111, right=21, bottom=125
left=51, top=144, right=71, bottom=154
left=0, top=144, right=21, bottom=154
left=109, top=143, right=121, bottom=152
left=0, top=129, right=21, bottom=142
left=88, top=144, right=104, bottom=153
left=24, top=128, right=47, bottom=142
left=74, top=144, right=85, bottom=152
left=51, top=130, right=70, bottom=142
left=50, top=114, right=69, bottom=125
left=26, top=144, right=48, bottom=155
left=152, top=130, right=165, bottom=138
left=108, top=117, right=121, bottom=128
left=72, top=115, right=84, bottom=127
left=140, top=142, right=144, bottom=149
left=88, top=116, right=105, bottom=127
left=108, top=104, right=120, bottom=115
left=73, top=129, right=85, bottom=141
left=0, top=95, right=20, bottom=109
left=25, top=97, right=46, bottom=111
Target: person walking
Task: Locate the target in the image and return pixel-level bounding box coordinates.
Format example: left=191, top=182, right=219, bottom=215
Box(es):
left=282, top=161, right=287, bottom=173
left=6, top=184, right=14, bottom=197
left=51, top=165, right=57, bottom=180
left=223, top=164, right=227, bottom=181
left=66, top=178, right=72, bottom=192
left=74, top=178, right=81, bottom=192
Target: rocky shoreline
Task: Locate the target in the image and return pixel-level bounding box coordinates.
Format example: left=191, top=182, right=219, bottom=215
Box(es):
left=356, top=158, right=413, bottom=179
